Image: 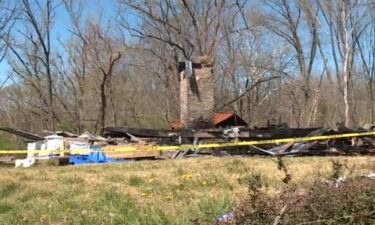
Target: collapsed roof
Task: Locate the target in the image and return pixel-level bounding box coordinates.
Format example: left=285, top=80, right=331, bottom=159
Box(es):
left=169, top=112, right=248, bottom=130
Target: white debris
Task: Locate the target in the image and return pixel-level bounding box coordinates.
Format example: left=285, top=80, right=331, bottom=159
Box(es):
left=365, top=173, right=375, bottom=180
left=326, top=176, right=346, bottom=188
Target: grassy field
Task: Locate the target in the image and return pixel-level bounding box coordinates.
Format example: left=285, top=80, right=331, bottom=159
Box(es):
left=0, top=156, right=374, bottom=225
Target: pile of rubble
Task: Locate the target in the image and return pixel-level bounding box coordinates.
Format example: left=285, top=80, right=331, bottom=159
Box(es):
left=104, top=123, right=375, bottom=157
left=1, top=123, right=375, bottom=167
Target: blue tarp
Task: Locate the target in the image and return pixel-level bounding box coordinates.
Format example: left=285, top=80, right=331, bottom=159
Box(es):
left=68, top=146, right=116, bottom=165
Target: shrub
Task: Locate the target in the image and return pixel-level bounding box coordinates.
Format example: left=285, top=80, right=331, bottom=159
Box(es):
left=284, top=177, right=375, bottom=225
left=234, top=175, right=375, bottom=225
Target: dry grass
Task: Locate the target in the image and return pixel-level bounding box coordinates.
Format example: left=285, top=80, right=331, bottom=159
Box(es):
left=0, top=156, right=374, bottom=224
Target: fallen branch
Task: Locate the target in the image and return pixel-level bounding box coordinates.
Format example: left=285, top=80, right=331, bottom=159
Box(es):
left=273, top=204, right=288, bottom=225
left=217, top=76, right=279, bottom=111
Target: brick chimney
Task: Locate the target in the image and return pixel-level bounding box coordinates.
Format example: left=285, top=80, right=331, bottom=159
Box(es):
left=179, top=56, right=215, bottom=129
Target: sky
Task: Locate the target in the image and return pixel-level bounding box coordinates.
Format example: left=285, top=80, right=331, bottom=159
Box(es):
left=0, top=0, right=118, bottom=86
left=1, top=0, right=369, bottom=87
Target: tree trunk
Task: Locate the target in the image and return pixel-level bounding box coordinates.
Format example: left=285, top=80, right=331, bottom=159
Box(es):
left=342, top=7, right=351, bottom=127
left=370, top=79, right=374, bottom=124
left=47, top=69, right=55, bottom=131
left=98, top=76, right=108, bottom=135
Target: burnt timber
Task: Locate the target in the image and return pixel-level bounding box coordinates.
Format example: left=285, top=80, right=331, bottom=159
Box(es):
left=104, top=127, right=319, bottom=140
left=104, top=125, right=375, bottom=156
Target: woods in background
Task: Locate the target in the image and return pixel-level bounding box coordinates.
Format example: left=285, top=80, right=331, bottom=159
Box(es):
left=0, top=0, right=375, bottom=134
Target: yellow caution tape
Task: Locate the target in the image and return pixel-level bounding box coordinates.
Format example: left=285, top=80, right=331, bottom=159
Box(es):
left=0, top=130, right=374, bottom=154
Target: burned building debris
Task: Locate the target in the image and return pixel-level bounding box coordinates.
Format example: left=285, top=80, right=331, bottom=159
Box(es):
left=1, top=122, right=375, bottom=167
left=169, top=112, right=248, bottom=130
left=103, top=125, right=375, bottom=157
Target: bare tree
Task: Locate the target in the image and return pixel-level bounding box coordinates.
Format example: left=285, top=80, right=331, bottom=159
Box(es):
left=354, top=3, right=375, bottom=123
left=0, top=1, right=17, bottom=60
left=5, top=0, right=59, bottom=131
left=79, top=21, right=123, bottom=134
left=319, top=0, right=362, bottom=127
left=262, top=0, right=319, bottom=105
left=57, top=0, right=89, bottom=133
left=0, top=0, right=374, bottom=134
left=254, top=0, right=323, bottom=127
left=117, top=0, right=231, bottom=127
left=118, top=0, right=228, bottom=60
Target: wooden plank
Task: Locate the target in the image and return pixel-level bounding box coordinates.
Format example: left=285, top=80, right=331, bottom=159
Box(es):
left=106, top=150, right=161, bottom=159
left=105, top=127, right=176, bottom=138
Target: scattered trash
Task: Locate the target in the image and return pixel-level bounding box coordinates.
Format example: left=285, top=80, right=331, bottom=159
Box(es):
left=326, top=176, right=346, bottom=188
left=364, top=173, right=375, bottom=180
left=216, top=211, right=235, bottom=223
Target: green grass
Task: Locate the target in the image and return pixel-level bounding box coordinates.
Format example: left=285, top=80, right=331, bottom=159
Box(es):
left=127, top=174, right=143, bottom=186
left=0, top=181, right=17, bottom=199
left=0, top=156, right=373, bottom=224
left=0, top=133, right=24, bottom=150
